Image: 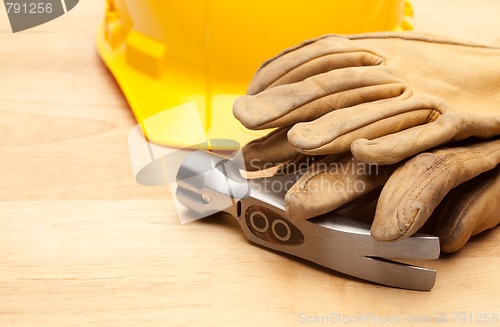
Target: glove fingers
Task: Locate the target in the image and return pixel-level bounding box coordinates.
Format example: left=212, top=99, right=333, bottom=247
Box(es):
left=254, top=52, right=385, bottom=93
left=240, top=127, right=304, bottom=171
left=234, top=65, right=407, bottom=130
left=284, top=154, right=396, bottom=220
left=248, top=35, right=383, bottom=95
left=350, top=101, right=462, bottom=165
left=288, top=94, right=436, bottom=156
left=432, top=166, right=500, bottom=253
left=371, top=138, right=500, bottom=242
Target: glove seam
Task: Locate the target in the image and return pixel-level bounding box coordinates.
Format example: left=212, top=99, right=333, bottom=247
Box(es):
left=264, top=50, right=385, bottom=92
left=260, top=81, right=407, bottom=129
left=296, top=154, right=354, bottom=190
left=262, top=32, right=499, bottom=75
left=402, top=143, right=500, bottom=234
left=440, top=173, right=493, bottom=245
left=408, top=144, right=500, bottom=202
left=346, top=32, right=500, bottom=50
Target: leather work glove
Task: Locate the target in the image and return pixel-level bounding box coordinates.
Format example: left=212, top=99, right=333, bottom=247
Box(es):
left=372, top=139, right=500, bottom=252
left=280, top=138, right=500, bottom=253
left=233, top=33, right=500, bottom=165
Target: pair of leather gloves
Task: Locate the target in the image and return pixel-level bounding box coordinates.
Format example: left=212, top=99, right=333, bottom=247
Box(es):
left=233, top=32, right=500, bottom=253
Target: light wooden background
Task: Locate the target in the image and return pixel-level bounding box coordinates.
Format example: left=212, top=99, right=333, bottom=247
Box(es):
left=1, top=1, right=499, bottom=326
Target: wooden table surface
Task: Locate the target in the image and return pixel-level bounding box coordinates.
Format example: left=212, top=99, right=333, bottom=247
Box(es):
left=1, top=1, right=499, bottom=326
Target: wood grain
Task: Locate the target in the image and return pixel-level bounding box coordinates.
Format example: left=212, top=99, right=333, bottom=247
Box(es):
left=1, top=1, right=499, bottom=326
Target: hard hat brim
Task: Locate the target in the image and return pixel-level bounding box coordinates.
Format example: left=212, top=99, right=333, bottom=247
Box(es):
left=97, top=22, right=269, bottom=150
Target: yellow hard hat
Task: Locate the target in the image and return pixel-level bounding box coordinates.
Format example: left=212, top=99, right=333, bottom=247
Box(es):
left=97, top=0, right=413, bottom=149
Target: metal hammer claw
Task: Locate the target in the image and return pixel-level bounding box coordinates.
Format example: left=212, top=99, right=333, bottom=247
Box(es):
left=176, top=150, right=440, bottom=291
